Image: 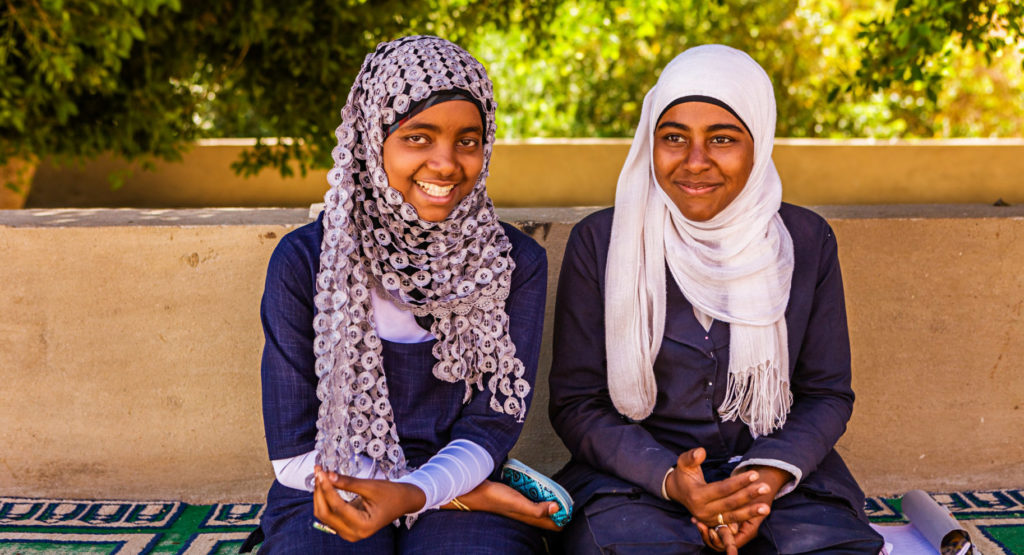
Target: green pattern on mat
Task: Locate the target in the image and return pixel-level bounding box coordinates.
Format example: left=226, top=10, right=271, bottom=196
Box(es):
left=2, top=489, right=1023, bottom=553
left=0, top=499, right=256, bottom=554
left=865, top=490, right=1024, bottom=554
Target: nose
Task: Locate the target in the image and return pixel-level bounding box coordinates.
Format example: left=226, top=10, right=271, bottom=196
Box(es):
left=426, top=144, right=458, bottom=176
left=683, top=142, right=712, bottom=173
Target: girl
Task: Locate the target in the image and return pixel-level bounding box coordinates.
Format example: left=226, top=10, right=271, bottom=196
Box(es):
left=549, top=44, right=884, bottom=554
left=253, top=35, right=554, bottom=554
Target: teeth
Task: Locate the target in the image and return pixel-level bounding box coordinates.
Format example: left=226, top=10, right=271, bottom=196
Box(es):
left=416, top=181, right=455, bottom=197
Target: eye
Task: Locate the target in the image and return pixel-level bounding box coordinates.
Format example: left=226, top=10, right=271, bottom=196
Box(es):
left=457, top=137, right=481, bottom=148
left=404, top=134, right=429, bottom=145
left=662, top=133, right=686, bottom=144
left=710, top=135, right=736, bottom=145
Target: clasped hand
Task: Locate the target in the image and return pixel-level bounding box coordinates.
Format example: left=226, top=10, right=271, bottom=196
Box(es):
left=665, top=448, right=787, bottom=555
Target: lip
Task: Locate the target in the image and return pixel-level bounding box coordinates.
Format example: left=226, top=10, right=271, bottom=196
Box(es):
left=414, top=179, right=458, bottom=201
left=674, top=181, right=722, bottom=195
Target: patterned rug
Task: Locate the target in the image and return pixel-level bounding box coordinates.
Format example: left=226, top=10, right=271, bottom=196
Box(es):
left=1, top=489, right=1022, bottom=554
left=866, top=489, right=1024, bottom=554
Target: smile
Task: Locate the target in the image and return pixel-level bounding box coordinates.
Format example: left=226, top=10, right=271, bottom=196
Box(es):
left=677, top=181, right=720, bottom=195
left=416, top=180, right=456, bottom=198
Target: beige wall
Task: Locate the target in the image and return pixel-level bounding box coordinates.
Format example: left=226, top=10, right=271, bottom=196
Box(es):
left=1, top=206, right=1022, bottom=503
left=28, top=139, right=1024, bottom=208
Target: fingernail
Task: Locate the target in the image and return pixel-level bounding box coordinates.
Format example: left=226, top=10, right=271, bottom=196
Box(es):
left=758, top=505, right=769, bottom=515
left=748, top=472, right=759, bottom=481
left=758, top=484, right=770, bottom=494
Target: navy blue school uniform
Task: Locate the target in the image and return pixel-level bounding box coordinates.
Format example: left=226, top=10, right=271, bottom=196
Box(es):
left=549, top=205, right=884, bottom=554
left=256, top=213, right=548, bottom=554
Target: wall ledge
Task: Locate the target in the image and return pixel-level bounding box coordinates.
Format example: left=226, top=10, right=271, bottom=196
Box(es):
left=4, top=204, right=1024, bottom=229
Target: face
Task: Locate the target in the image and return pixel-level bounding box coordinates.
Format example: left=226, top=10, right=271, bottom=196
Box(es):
left=381, top=99, right=485, bottom=222
left=652, top=101, right=755, bottom=222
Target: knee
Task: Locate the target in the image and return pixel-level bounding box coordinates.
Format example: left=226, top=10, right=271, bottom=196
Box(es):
left=560, top=494, right=705, bottom=555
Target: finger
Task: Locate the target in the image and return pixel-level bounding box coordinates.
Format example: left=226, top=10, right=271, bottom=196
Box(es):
left=326, top=473, right=388, bottom=509
left=677, top=447, right=707, bottom=471
left=313, top=479, right=357, bottom=541
left=717, top=524, right=738, bottom=555
left=702, top=470, right=762, bottom=500
left=316, top=471, right=352, bottom=514
left=693, top=518, right=724, bottom=552
left=704, top=482, right=771, bottom=520
left=315, top=471, right=365, bottom=525
left=721, top=499, right=771, bottom=524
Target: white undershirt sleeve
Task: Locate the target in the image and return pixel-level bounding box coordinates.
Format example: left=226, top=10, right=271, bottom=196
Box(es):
left=271, top=450, right=318, bottom=492
left=272, top=450, right=388, bottom=492
left=393, top=438, right=494, bottom=515
left=272, top=293, right=483, bottom=502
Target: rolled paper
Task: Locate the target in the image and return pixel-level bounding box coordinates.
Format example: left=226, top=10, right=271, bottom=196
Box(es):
left=901, top=490, right=974, bottom=555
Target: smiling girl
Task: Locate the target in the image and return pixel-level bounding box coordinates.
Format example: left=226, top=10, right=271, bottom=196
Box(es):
left=248, top=36, right=553, bottom=554
left=548, top=45, right=884, bottom=554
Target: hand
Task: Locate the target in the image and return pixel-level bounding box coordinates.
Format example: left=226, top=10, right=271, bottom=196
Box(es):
left=442, top=479, right=562, bottom=531
left=665, top=448, right=771, bottom=527
left=312, top=466, right=426, bottom=542
left=694, top=465, right=791, bottom=551
left=693, top=516, right=740, bottom=555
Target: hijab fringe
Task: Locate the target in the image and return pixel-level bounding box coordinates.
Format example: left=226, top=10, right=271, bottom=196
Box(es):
left=604, top=44, right=795, bottom=437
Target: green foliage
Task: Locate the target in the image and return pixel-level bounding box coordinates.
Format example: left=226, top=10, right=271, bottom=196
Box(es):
left=472, top=0, right=1024, bottom=139
left=854, top=0, right=1024, bottom=96
left=2, top=0, right=1022, bottom=183
left=1, top=0, right=192, bottom=171
left=0, top=0, right=556, bottom=177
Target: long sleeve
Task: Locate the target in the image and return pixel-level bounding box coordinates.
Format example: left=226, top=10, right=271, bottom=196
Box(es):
left=449, top=227, right=548, bottom=468
left=394, top=439, right=494, bottom=513
left=274, top=438, right=494, bottom=513
left=260, top=231, right=320, bottom=460
left=548, top=215, right=679, bottom=497
left=260, top=221, right=547, bottom=489
left=739, top=218, right=855, bottom=484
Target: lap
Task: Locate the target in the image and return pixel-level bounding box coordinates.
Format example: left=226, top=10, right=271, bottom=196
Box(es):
left=560, top=488, right=882, bottom=555
left=258, top=486, right=395, bottom=554
left=560, top=491, right=707, bottom=554
left=400, top=509, right=547, bottom=554
left=259, top=483, right=546, bottom=555
left=751, top=489, right=883, bottom=554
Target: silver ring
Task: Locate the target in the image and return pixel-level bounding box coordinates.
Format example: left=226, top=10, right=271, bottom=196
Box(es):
left=714, top=524, right=729, bottom=531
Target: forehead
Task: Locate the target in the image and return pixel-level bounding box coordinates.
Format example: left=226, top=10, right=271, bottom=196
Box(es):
left=402, top=100, right=483, bottom=128
left=657, top=101, right=744, bottom=129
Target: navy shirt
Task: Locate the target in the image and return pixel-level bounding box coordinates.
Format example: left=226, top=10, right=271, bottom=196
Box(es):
left=549, top=204, right=868, bottom=515
left=260, top=214, right=547, bottom=474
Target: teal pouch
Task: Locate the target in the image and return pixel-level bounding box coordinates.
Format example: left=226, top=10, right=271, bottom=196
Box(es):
left=500, top=458, right=574, bottom=527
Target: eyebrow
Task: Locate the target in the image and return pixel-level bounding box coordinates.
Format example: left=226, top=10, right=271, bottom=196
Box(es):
left=399, top=122, right=483, bottom=135
left=656, top=121, right=747, bottom=134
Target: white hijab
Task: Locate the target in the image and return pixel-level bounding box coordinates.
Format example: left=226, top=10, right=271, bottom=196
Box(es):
left=605, top=44, right=795, bottom=437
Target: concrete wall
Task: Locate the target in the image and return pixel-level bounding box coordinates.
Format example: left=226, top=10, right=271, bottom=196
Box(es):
left=27, top=139, right=1024, bottom=209
left=1, top=206, right=1022, bottom=503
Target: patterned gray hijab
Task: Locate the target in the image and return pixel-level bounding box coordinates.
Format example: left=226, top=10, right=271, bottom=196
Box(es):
left=313, top=36, right=529, bottom=481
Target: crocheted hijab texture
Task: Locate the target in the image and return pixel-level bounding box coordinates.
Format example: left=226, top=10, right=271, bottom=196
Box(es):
left=313, top=36, right=529, bottom=480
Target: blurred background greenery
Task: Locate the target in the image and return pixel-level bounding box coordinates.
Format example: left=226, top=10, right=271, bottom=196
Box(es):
left=3, top=0, right=1023, bottom=179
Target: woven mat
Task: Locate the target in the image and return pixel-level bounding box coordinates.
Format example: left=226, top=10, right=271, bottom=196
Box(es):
left=2, top=489, right=1023, bottom=554
left=865, top=489, right=1024, bottom=554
